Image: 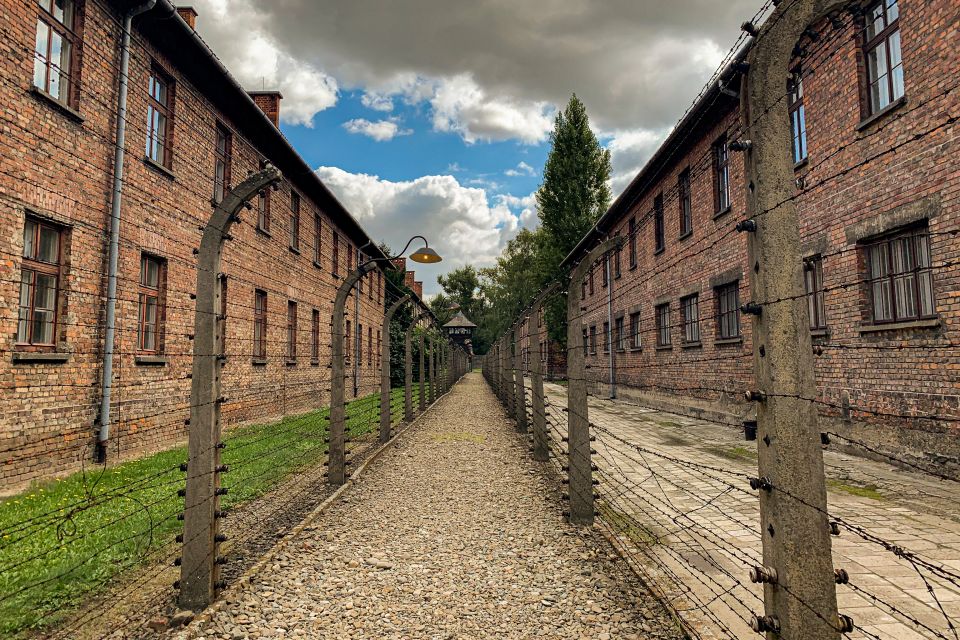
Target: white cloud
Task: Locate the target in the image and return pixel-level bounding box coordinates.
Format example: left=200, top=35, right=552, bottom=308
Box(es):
left=429, top=75, right=555, bottom=144
left=446, top=162, right=465, bottom=173
left=342, top=118, right=413, bottom=141
left=605, top=127, right=672, bottom=197
left=316, top=167, right=534, bottom=295
left=505, top=161, right=536, bottom=177
left=360, top=92, right=394, bottom=112
left=497, top=193, right=540, bottom=229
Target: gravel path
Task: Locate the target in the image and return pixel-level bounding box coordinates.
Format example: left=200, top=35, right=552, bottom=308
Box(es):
left=175, top=372, right=682, bottom=640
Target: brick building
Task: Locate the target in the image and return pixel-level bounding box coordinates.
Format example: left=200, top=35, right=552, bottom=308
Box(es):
left=565, top=0, right=959, bottom=464
left=0, top=0, right=394, bottom=492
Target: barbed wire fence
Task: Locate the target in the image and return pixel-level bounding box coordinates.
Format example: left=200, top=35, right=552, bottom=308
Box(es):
left=482, top=0, right=959, bottom=636
left=0, top=168, right=468, bottom=638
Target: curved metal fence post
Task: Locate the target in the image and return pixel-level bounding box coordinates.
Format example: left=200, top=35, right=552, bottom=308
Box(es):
left=567, top=236, right=621, bottom=526
left=180, top=165, right=281, bottom=611
left=380, top=295, right=410, bottom=442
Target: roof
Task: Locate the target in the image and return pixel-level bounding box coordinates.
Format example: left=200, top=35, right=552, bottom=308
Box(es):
left=125, top=0, right=390, bottom=266
left=443, top=311, right=477, bottom=329
left=561, top=42, right=752, bottom=268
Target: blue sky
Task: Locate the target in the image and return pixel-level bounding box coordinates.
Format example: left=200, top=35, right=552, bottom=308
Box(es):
left=192, top=0, right=768, bottom=295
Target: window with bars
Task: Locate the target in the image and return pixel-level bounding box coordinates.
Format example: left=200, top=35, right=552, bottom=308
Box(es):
left=313, top=213, right=322, bottom=265
left=629, top=311, right=641, bottom=349
left=332, top=232, right=340, bottom=276
left=589, top=325, right=597, bottom=355
left=654, top=192, right=665, bottom=253
left=716, top=282, right=740, bottom=339
left=713, top=136, right=730, bottom=213
left=213, top=123, right=231, bottom=203
left=286, top=301, right=297, bottom=363
left=368, top=326, right=373, bottom=365
left=863, top=226, right=935, bottom=324
left=257, top=188, right=270, bottom=233
left=311, top=309, right=320, bottom=364
left=679, top=169, right=692, bottom=237
left=589, top=266, right=594, bottom=296
left=789, top=68, right=808, bottom=163
left=655, top=303, right=671, bottom=347
left=253, top=290, right=267, bottom=360
left=803, top=255, right=827, bottom=330
left=33, top=0, right=80, bottom=106
left=137, top=255, right=165, bottom=353
left=628, top=216, right=637, bottom=267
left=18, top=217, right=63, bottom=348
left=146, top=67, right=173, bottom=167
left=863, top=0, right=903, bottom=115
left=289, top=192, right=300, bottom=251
left=681, top=294, right=700, bottom=344
left=614, top=316, right=625, bottom=351
left=602, top=321, right=610, bottom=353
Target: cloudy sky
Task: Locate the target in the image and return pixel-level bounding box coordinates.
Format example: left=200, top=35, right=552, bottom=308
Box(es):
left=192, top=0, right=767, bottom=296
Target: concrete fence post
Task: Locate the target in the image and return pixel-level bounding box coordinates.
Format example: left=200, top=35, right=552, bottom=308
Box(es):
left=427, top=333, right=436, bottom=405
left=742, top=3, right=844, bottom=637
left=329, top=263, right=374, bottom=488
left=180, top=165, right=281, bottom=611
left=404, top=311, right=419, bottom=422
left=418, top=330, right=426, bottom=412
left=567, top=237, right=622, bottom=526
left=380, top=295, right=410, bottom=443
left=530, top=283, right=560, bottom=462
left=513, top=321, right=528, bottom=433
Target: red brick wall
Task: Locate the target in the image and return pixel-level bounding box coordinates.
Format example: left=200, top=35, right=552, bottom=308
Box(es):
left=0, top=0, right=386, bottom=492
left=575, top=0, right=960, bottom=461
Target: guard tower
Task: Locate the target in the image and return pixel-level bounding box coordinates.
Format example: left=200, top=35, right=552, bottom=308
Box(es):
left=443, top=310, right=476, bottom=354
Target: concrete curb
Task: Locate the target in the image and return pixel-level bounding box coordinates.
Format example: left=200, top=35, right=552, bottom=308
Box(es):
left=179, top=383, right=458, bottom=634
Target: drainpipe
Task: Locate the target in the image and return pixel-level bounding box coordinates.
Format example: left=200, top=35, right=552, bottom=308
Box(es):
left=606, top=253, right=616, bottom=399
left=97, top=0, right=157, bottom=463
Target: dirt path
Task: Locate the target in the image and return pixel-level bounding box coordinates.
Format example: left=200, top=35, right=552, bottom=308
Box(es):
left=175, top=373, right=682, bottom=640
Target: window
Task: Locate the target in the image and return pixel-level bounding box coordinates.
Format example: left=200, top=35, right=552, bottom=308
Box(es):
left=679, top=169, right=692, bottom=237
left=311, top=309, right=320, bottom=364
left=253, top=290, right=267, bottom=359
left=589, top=266, right=594, bottom=296
left=286, top=301, right=297, bottom=362
left=602, top=321, right=610, bottom=353
left=789, top=69, right=807, bottom=163
left=601, top=256, right=609, bottom=288
left=137, top=255, right=165, bottom=353
left=33, top=0, right=79, bottom=105
left=345, top=319, right=351, bottom=363
left=357, top=323, right=362, bottom=366
left=614, top=316, right=625, bottom=351
left=589, top=325, right=597, bottom=355
left=654, top=192, right=665, bottom=253
left=289, top=192, right=300, bottom=251
left=213, top=124, right=231, bottom=203
left=581, top=278, right=587, bottom=300
left=18, top=217, right=63, bottom=347
left=376, top=330, right=381, bottom=367
left=681, top=294, right=700, bottom=344
left=313, top=213, right=322, bottom=265
left=257, top=188, right=270, bottom=233
left=146, top=67, right=173, bottom=167
left=629, top=311, right=641, bottom=349
left=332, top=232, right=340, bottom=276
left=713, top=136, right=730, bottom=213
left=377, top=272, right=382, bottom=304
left=582, top=328, right=589, bottom=355
left=803, top=255, right=827, bottom=330
left=863, top=0, right=903, bottom=115
left=628, top=217, right=637, bottom=267
left=368, top=326, right=373, bottom=366
left=716, top=282, right=741, bottom=339
left=614, top=240, right=622, bottom=278
left=655, top=303, right=671, bottom=347
left=864, top=227, right=935, bottom=323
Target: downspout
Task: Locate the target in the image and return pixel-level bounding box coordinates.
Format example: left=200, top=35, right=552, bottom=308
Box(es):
left=97, top=0, right=157, bottom=463
left=606, top=253, right=615, bottom=399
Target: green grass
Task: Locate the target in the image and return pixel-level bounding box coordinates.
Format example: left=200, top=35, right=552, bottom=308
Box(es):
left=703, top=444, right=756, bottom=462
left=827, top=479, right=885, bottom=501
left=0, top=386, right=425, bottom=638
left=597, top=501, right=660, bottom=546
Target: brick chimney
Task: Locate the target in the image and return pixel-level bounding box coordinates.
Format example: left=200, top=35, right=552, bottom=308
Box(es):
left=176, top=6, right=198, bottom=29
left=404, top=271, right=416, bottom=290
left=249, top=91, right=283, bottom=127
left=391, top=257, right=407, bottom=273
left=414, top=281, right=423, bottom=299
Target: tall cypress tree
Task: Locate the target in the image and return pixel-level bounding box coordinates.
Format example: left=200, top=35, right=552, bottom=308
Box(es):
left=536, top=94, right=612, bottom=343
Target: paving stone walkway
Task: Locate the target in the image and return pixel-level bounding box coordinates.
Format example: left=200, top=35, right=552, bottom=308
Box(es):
left=541, top=382, right=960, bottom=640
left=174, top=373, right=683, bottom=640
